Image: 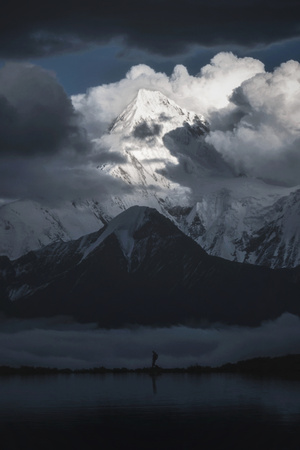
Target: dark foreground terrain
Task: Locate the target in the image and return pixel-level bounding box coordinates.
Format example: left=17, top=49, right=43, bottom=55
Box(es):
left=1, top=354, right=300, bottom=378
left=1, top=207, right=300, bottom=327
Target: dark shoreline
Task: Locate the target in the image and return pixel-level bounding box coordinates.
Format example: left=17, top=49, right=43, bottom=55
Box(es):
left=1, top=354, right=300, bottom=378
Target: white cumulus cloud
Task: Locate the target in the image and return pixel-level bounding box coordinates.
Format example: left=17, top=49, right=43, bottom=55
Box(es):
left=73, top=52, right=300, bottom=186
left=72, top=52, right=265, bottom=139
left=206, top=60, right=300, bottom=185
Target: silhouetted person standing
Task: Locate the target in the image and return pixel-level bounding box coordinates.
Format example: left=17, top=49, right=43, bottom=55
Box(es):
left=152, top=350, right=158, bottom=368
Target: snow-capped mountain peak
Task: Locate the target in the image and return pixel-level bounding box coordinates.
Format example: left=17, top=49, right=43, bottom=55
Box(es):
left=98, top=88, right=229, bottom=214
left=2, top=206, right=300, bottom=327
left=1, top=88, right=300, bottom=271
left=109, top=88, right=208, bottom=136
left=81, top=205, right=153, bottom=260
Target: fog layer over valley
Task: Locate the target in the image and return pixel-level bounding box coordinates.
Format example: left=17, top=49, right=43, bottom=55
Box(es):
left=0, top=314, right=300, bottom=370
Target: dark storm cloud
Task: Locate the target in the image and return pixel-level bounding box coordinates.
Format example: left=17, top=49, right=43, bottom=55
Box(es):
left=0, top=62, right=89, bottom=156
left=89, top=140, right=128, bottom=164
left=0, top=1, right=298, bottom=59
left=90, top=151, right=127, bottom=164
left=0, top=157, right=131, bottom=206
left=0, top=62, right=132, bottom=205
left=133, top=121, right=162, bottom=139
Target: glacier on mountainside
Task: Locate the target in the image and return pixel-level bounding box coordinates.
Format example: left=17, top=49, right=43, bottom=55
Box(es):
left=1, top=88, right=300, bottom=269
left=0, top=199, right=107, bottom=260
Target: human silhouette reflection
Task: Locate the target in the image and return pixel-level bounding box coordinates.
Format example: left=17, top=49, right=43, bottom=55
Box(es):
left=151, top=374, right=157, bottom=394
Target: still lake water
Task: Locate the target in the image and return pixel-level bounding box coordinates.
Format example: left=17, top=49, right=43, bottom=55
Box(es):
left=0, top=373, right=299, bottom=450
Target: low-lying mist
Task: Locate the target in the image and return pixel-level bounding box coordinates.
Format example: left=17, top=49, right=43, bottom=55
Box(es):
left=0, top=313, right=299, bottom=370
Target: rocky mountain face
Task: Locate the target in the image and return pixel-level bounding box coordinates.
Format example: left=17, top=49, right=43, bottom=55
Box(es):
left=180, top=182, right=300, bottom=268
left=0, top=89, right=300, bottom=269
left=1, top=206, right=299, bottom=327
left=0, top=199, right=108, bottom=260
left=244, top=189, right=300, bottom=268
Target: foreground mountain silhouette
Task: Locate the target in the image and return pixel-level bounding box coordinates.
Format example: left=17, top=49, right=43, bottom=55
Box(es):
left=1, top=206, right=299, bottom=326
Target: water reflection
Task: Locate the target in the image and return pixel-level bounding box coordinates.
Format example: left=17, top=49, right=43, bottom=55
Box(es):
left=150, top=373, right=157, bottom=394
left=1, top=374, right=299, bottom=449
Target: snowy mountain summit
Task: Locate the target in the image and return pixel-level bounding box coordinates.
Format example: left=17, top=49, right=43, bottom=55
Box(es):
left=108, top=88, right=228, bottom=180
left=110, top=88, right=208, bottom=136
left=99, top=89, right=232, bottom=211
left=1, top=89, right=300, bottom=269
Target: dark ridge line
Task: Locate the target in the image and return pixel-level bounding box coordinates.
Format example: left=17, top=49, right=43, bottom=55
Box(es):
left=0, top=354, right=300, bottom=378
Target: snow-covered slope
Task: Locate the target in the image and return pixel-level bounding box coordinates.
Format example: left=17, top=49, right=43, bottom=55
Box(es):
left=1, top=88, right=300, bottom=269
left=180, top=178, right=300, bottom=268
left=2, top=206, right=300, bottom=326
left=95, top=88, right=232, bottom=213
left=0, top=199, right=107, bottom=260
left=0, top=89, right=231, bottom=260
left=80, top=205, right=155, bottom=261
left=244, top=188, right=300, bottom=268
left=110, top=88, right=209, bottom=137
left=93, top=89, right=300, bottom=269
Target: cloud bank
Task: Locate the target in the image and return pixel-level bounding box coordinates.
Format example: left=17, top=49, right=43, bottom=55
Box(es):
left=74, top=52, right=300, bottom=186
left=207, top=60, right=300, bottom=185
left=0, top=62, right=129, bottom=205
left=73, top=52, right=264, bottom=136
left=0, top=1, right=299, bottom=59
left=0, top=63, right=88, bottom=156
left=0, top=314, right=299, bottom=369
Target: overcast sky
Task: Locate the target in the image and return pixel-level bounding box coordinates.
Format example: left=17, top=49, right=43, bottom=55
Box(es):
left=0, top=0, right=299, bottom=94
left=0, top=0, right=299, bottom=204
